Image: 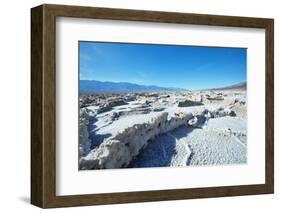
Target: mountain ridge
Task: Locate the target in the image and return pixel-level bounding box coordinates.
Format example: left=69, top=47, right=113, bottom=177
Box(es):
left=208, top=82, right=246, bottom=91
left=80, top=80, right=246, bottom=93
left=80, top=80, right=188, bottom=93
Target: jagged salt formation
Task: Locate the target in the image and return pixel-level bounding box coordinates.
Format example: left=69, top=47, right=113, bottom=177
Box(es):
left=79, top=108, right=93, bottom=157
left=79, top=107, right=235, bottom=170
left=79, top=112, right=193, bottom=169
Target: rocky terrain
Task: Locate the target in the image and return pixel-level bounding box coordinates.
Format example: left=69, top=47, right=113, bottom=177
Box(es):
left=78, top=88, right=247, bottom=170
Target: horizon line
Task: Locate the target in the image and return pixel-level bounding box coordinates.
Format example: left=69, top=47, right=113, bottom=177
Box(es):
left=80, top=79, right=246, bottom=91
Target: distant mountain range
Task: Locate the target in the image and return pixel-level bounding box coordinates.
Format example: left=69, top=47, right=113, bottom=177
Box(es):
left=209, top=82, right=246, bottom=91
left=80, top=80, right=188, bottom=93
left=80, top=80, right=246, bottom=93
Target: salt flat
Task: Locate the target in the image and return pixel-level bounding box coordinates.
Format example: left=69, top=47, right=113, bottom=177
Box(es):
left=79, top=89, right=247, bottom=170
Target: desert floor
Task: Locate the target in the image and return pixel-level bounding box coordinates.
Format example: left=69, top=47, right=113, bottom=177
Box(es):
left=79, top=90, right=247, bottom=170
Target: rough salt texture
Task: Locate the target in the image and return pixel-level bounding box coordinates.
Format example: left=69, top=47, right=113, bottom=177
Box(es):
left=79, top=107, right=235, bottom=169
left=79, top=112, right=194, bottom=169
left=78, top=108, right=92, bottom=158
left=79, top=90, right=247, bottom=170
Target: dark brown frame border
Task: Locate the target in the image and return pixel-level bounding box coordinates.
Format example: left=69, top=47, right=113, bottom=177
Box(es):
left=31, top=4, right=274, bottom=208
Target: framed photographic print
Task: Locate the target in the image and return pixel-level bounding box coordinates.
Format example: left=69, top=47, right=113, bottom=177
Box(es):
left=31, top=4, right=274, bottom=208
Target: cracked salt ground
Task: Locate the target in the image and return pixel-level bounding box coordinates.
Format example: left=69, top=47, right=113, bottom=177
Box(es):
left=128, top=132, right=192, bottom=168
left=167, top=133, right=192, bottom=167
left=129, top=117, right=247, bottom=168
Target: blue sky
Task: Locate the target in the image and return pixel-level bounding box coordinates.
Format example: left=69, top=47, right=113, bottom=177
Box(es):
left=79, top=41, right=246, bottom=90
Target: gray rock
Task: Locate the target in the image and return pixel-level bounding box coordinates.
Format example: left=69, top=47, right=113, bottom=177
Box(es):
left=178, top=100, right=203, bottom=107
left=207, top=95, right=224, bottom=101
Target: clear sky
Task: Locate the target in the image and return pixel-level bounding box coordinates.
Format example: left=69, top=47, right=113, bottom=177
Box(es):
left=79, top=41, right=246, bottom=90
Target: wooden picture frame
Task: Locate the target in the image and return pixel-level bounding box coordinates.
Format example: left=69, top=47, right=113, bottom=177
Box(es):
left=31, top=4, right=274, bottom=208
